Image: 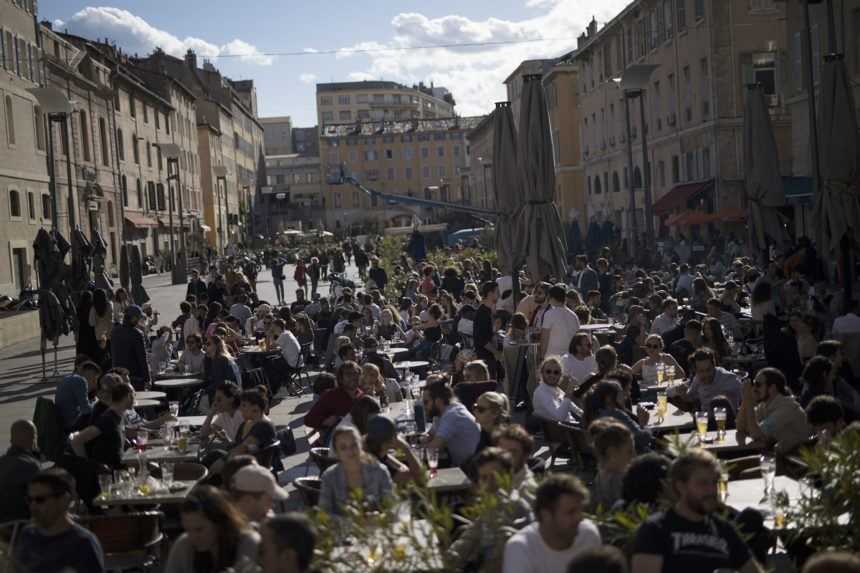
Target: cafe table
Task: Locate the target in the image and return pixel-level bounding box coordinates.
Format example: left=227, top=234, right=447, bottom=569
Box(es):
left=154, top=378, right=205, bottom=390
left=95, top=479, right=196, bottom=508
left=725, top=476, right=802, bottom=517
left=386, top=347, right=409, bottom=355
left=133, top=399, right=162, bottom=409
left=154, top=370, right=201, bottom=381
left=426, top=467, right=471, bottom=494
left=176, top=415, right=207, bottom=427
left=122, top=444, right=200, bottom=466
left=673, top=429, right=759, bottom=456
left=647, top=408, right=695, bottom=435
left=394, top=360, right=430, bottom=370
left=136, top=390, right=167, bottom=401
left=239, top=345, right=280, bottom=356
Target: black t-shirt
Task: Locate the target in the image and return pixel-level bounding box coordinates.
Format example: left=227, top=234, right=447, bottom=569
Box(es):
left=86, top=410, right=124, bottom=468
left=633, top=509, right=752, bottom=573
left=13, top=523, right=104, bottom=573
left=473, top=304, right=494, bottom=360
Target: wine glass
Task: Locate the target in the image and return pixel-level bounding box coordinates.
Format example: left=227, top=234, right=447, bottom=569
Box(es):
left=161, top=462, right=174, bottom=487
left=760, top=454, right=776, bottom=499
left=135, top=430, right=149, bottom=453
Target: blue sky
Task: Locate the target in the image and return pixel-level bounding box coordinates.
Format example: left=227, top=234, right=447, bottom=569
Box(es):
left=39, top=0, right=630, bottom=127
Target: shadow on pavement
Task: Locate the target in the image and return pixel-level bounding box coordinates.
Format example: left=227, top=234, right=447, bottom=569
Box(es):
left=5, top=343, right=76, bottom=360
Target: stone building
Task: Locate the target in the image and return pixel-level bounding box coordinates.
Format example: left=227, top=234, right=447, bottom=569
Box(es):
left=316, top=81, right=455, bottom=127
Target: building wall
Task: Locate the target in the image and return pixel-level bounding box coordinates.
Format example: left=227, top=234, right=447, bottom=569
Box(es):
left=466, top=118, right=495, bottom=211
left=545, top=64, right=586, bottom=227
left=0, top=0, right=48, bottom=296
left=319, top=117, right=481, bottom=230
left=316, top=82, right=455, bottom=126
left=260, top=116, right=292, bottom=156
left=574, top=0, right=791, bottom=239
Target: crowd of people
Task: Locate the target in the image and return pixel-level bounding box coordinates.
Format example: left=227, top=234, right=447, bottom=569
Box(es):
left=2, top=231, right=860, bottom=572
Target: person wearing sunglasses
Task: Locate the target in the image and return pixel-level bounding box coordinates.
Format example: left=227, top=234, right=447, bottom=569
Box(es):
left=13, top=469, right=105, bottom=573
left=736, top=367, right=811, bottom=454
left=473, top=392, right=511, bottom=453
left=631, top=334, right=685, bottom=388
left=533, top=356, right=583, bottom=424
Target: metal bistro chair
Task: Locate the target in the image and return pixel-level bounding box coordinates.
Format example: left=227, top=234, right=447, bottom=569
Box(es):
left=76, top=511, right=164, bottom=572
left=540, top=417, right=589, bottom=472
left=292, top=477, right=322, bottom=507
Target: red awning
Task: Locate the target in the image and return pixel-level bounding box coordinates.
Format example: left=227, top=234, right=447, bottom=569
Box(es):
left=709, top=208, right=745, bottom=223
left=124, top=213, right=158, bottom=228
left=666, top=210, right=712, bottom=227
left=653, top=179, right=714, bottom=215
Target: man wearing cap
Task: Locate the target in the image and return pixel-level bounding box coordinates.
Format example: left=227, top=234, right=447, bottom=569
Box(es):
left=230, top=464, right=288, bottom=525
left=110, top=305, right=151, bottom=390
left=55, top=357, right=102, bottom=432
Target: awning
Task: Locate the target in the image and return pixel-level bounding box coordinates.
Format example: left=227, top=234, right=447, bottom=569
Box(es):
left=124, top=213, right=158, bottom=228
left=709, top=208, right=746, bottom=223
left=666, top=208, right=746, bottom=227
left=653, top=179, right=715, bottom=215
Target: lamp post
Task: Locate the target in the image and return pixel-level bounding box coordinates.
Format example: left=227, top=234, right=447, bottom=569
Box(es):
left=155, top=143, right=187, bottom=284
left=213, top=165, right=229, bottom=254
left=28, top=87, right=75, bottom=234
left=613, top=64, right=659, bottom=254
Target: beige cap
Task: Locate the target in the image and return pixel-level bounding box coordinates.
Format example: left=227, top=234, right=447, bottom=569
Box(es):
left=231, top=465, right=288, bottom=500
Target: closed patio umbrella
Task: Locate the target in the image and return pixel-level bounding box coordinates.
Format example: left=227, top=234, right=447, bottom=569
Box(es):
left=70, top=228, right=93, bottom=293
left=90, top=230, right=113, bottom=292
left=130, top=244, right=150, bottom=305
left=513, top=75, right=568, bottom=282
left=743, top=84, right=789, bottom=261
left=119, top=245, right=130, bottom=291
left=492, top=102, right=521, bottom=278
left=812, top=53, right=860, bottom=300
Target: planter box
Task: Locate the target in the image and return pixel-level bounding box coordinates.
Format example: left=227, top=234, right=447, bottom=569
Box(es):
left=0, top=310, right=40, bottom=350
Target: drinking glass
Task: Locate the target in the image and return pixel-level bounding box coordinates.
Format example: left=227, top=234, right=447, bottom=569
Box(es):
left=425, top=448, right=439, bottom=478
left=135, top=430, right=149, bottom=453
left=656, top=391, right=668, bottom=421
left=169, top=401, right=180, bottom=418
left=695, top=411, right=709, bottom=442
left=98, top=474, right=113, bottom=498
left=760, top=454, right=776, bottom=497
left=656, top=363, right=665, bottom=385
left=714, top=407, right=727, bottom=442
left=161, top=462, right=174, bottom=486
left=718, top=468, right=729, bottom=503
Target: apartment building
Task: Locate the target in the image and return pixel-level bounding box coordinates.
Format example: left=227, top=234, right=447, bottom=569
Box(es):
left=784, top=0, right=860, bottom=237
left=319, top=116, right=483, bottom=230
left=0, top=0, right=46, bottom=296
left=466, top=115, right=495, bottom=211
left=291, top=126, right=319, bottom=157
left=573, top=0, right=792, bottom=241
left=504, top=59, right=555, bottom=132
left=316, top=81, right=455, bottom=127
left=260, top=154, right=323, bottom=235
left=137, top=50, right=264, bottom=252
left=261, top=116, right=292, bottom=156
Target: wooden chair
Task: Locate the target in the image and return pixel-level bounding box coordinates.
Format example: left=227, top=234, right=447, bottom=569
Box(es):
left=76, top=511, right=164, bottom=572
left=292, top=477, right=321, bottom=507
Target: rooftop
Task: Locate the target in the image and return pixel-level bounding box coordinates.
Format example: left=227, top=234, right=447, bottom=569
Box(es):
left=320, top=116, right=485, bottom=138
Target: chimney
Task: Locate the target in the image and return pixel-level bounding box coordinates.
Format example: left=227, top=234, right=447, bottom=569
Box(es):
left=185, top=49, right=197, bottom=70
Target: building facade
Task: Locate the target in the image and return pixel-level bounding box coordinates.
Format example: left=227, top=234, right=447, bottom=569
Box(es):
left=260, top=116, right=292, bottom=156
left=466, top=115, right=495, bottom=211
left=291, top=126, right=319, bottom=157
left=259, top=153, right=323, bottom=235
left=316, top=81, right=455, bottom=127
left=573, top=0, right=792, bottom=242
left=504, top=59, right=554, bottom=132
left=0, top=0, right=49, bottom=296
left=319, top=116, right=483, bottom=231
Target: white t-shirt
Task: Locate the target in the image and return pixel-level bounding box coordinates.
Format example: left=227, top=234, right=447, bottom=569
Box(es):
left=532, top=383, right=582, bottom=423
left=503, top=520, right=601, bottom=573
left=560, top=353, right=598, bottom=384
left=541, top=305, right=580, bottom=357
left=211, top=409, right=245, bottom=440
left=276, top=330, right=302, bottom=368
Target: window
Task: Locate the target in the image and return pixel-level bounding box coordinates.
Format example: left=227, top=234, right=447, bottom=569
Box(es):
left=146, top=140, right=152, bottom=167
left=121, top=175, right=128, bottom=207
left=114, top=90, right=121, bottom=112
left=338, top=95, right=350, bottom=105
left=672, top=155, right=680, bottom=183
left=107, top=201, right=114, bottom=227
left=136, top=179, right=143, bottom=208
left=5, top=95, right=15, bottom=145
left=321, top=111, right=334, bottom=123
left=17, top=38, right=27, bottom=79
left=356, top=94, right=369, bottom=104
left=373, top=94, right=385, bottom=103
left=143, top=104, right=148, bottom=124
left=422, top=166, right=430, bottom=179
left=405, top=167, right=413, bottom=179
left=365, top=150, right=377, bottom=161
left=156, top=183, right=165, bottom=210
left=686, top=151, right=696, bottom=181
left=42, top=194, right=51, bottom=219
left=0, top=31, right=5, bottom=71
left=694, top=0, right=705, bottom=20
left=664, top=0, right=674, bottom=40
left=132, top=135, right=140, bottom=164
left=77, top=111, right=91, bottom=161
left=99, top=117, right=109, bottom=166
left=333, top=191, right=341, bottom=208
left=27, top=191, right=35, bottom=219
left=129, top=96, right=136, bottom=118
left=453, top=145, right=461, bottom=157
left=421, top=147, right=429, bottom=159
left=154, top=111, right=160, bottom=130
left=594, top=175, right=602, bottom=194
left=319, top=96, right=333, bottom=106
left=9, top=189, right=21, bottom=218
left=626, top=27, right=633, bottom=63
left=753, top=52, right=777, bottom=97
left=438, top=166, right=446, bottom=178
left=437, top=146, right=444, bottom=157
left=612, top=171, right=621, bottom=192
left=157, top=146, right=163, bottom=171
left=658, top=160, right=666, bottom=186
left=633, top=167, right=643, bottom=189
left=339, top=110, right=351, bottom=121
left=791, top=32, right=803, bottom=92
left=750, top=0, right=776, bottom=11
left=358, top=110, right=370, bottom=120
left=116, top=128, right=124, bottom=160
left=33, top=105, right=45, bottom=151
left=3, top=31, right=12, bottom=71
left=702, top=147, right=712, bottom=178
left=587, top=176, right=592, bottom=195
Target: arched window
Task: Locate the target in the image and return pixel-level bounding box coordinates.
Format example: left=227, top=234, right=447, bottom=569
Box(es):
left=633, top=166, right=643, bottom=190
left=9, top=190, right=21, bottom=217
left=136, top=179, right=143, bottom=208
left=121, top=175, right=128, bottom=207
left=107, top=201, right=114, bottom=227
left=33, top=105, right=45, bottom=151
left=116, top=128, right=124, bottom=161
left=99, top=117, right=109, bottom=166
left=27, top=191, right=35, bottom=219
left=594, top=175, right=602, bottom=194
left=4, top=95, right=15, bottom=145
left=613, top=171, right=621, bottom=192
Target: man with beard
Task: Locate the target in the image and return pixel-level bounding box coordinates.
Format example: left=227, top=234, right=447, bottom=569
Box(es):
left=631, top=449, right=762, bottom=573
left=516, top=281, right=551, bottom=327
left=421, top=378, right=480, bottom=467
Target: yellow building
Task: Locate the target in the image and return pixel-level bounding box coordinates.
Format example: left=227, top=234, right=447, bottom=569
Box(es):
left=319, top=116, right=485, bottom=231
left=316, top=81, right=455, bottom=126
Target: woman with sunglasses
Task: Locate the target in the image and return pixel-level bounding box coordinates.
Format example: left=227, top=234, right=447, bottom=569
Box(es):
left=165, top=486, right=259, bottom=573
left=631, top=334, right=684, bottom=388
left=473, top=391, right=511, bottom=453
left=532, top=356, right=583, bottom=424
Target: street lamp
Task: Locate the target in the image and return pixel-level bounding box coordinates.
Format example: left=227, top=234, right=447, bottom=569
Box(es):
left=613, top=64, right=658, bottom=255
left=28, top=87, right=76, bottom=234
left=213, top=165, right=229, bottom=254
left=155, top=143, right=187, bottom=284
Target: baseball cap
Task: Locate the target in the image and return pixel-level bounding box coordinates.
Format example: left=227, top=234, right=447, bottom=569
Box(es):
left=232, top=465, right=288, bottom=500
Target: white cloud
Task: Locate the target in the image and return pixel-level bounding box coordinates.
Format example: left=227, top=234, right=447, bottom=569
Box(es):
left=52, top=18, right=65, bottom=29
left=299, top=73, right=318, bottom=84
left=347, top=72, right=376, bottom=82
left=340, top=0, right=629, bottom=117
left=61, top=6, right=271, bottom=65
